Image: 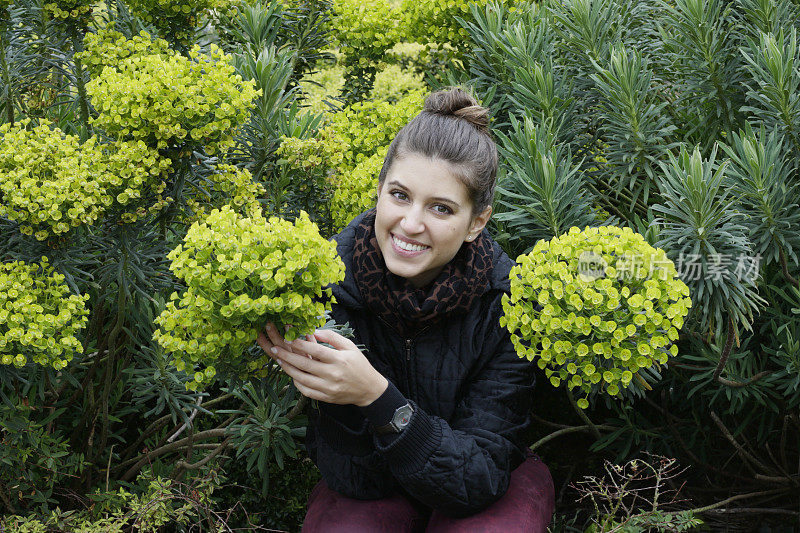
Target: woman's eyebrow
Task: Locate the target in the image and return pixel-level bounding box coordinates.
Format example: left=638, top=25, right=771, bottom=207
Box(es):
left=386, top=179, right=461, bottom=207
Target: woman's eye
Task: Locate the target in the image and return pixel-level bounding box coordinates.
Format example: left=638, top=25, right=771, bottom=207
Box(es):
left=390, top=190, right=408, bottom=201
left=433, top=204, right=452, bottom=215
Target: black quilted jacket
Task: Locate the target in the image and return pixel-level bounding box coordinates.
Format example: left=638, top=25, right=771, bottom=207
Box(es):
left=304, top=210, right=537, bottom=517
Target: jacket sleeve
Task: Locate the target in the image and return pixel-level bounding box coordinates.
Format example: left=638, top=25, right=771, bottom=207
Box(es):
left=372, top=295, right=536, bottom=517
left=305, top=402, right=397, bottom=499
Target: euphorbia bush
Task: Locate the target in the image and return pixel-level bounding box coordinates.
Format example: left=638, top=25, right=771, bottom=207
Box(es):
left=87, top=44, right=259, bottom=154
left=43, top=0, right=94, bottom=22
left=183, top=163, right=265, bottom=223
left=126, top=0, right=221, bottom=45
left=325, top=90, right=424, bottom=167
left=500, top=226, right=692, bottom=408
left=79, top=27, right=171, bottom=78
left=153, top=206, right=345, bottom=389
left=329, top=148, right=385, bottom=230
left=329, top=0, right=399, bottom=100
left=0, top=258, right=89, bottom=369
left=0, top=119, right=171, bottom=240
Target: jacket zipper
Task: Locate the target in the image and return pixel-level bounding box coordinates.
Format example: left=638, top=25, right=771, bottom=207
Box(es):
left=376, top=315, right=431, bottom=400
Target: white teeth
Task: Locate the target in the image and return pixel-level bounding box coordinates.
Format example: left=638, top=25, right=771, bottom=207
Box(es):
left=393, top=236, right=428, bottom=252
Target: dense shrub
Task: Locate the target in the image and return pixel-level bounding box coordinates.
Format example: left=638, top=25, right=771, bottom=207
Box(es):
left=154, top=206, right=344, bottom=389
left=329, top=0, right=399, bottom=100
left=87, top=44, right=259, bottom=154
left=78, top=28, right=171, bottom=78
left=0, top=258, right=89, bottom=369
left=0, top=120, right=170, bottom=240
left=501, top=226, right=691, bottom=407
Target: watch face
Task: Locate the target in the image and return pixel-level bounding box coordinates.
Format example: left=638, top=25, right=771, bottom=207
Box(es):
left=393, top=404, right=413, bottom=429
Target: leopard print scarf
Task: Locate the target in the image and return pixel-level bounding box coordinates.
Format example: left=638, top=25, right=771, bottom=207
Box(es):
left=351, top=208, right=494, bottom=337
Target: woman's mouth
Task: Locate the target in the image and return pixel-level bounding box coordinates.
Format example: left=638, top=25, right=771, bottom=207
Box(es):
left=391, top=234, right=430, bottom=256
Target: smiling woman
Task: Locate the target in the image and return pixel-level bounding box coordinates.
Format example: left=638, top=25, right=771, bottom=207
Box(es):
left=375, top=154, right=491, bottom=288
left=256, top=87, right=555, bottom=532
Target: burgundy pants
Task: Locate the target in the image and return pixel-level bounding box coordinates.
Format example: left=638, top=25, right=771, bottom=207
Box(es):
left=302, top=451, right=555, bottom=532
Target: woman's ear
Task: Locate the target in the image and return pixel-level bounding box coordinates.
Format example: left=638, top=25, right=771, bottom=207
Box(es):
left=466, top=206, right=492, bottom=241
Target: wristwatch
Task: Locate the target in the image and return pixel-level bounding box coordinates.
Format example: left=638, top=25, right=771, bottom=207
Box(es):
left=372, top=403, right=414, bottom=435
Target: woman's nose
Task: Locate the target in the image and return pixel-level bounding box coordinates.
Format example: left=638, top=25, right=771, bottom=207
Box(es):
left=400, top=209, right=425, bottom=234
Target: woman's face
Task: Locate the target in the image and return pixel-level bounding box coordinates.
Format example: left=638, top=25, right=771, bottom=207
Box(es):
left=375, top=153, right=492, bottom=288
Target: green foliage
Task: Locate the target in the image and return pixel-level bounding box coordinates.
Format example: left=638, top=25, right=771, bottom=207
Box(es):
left=399, top=0, right=474, bottom=46
left=589, top=45, right=677, bottom=210
left=153, top=206, right=345, bottom=389
left=329, top=147, right=386, bottom=231
left=0, top=120, right=170, bottom=240
left=125, top=0, right=220, bottom=46
left=721, top=124, right=800, bottom=267
left=0, top=258, right=89, bottom=369
left=0, top=0, right=336, bottom=522
left=231, top=44, right=306, bottom=178
left=500, top=226, right=691, bottom=407
left=740, top=28, right=800, bottom=155
left=222, top=376, right=307, bottom=493
left=494, top=117, right=600, bottom=255
left=653, top=145, right=765, bottom=339
left=300, top=64, right=345, bottom=114
left=325, top=89, right=424, bottom=168
left=661, top=0, right=746, bottom=145
left=370, top=64, right=426, bottom=103
left=1, top=470, right=224, bottom=531
left=78, top=27, right=171, bottom=78
left=0, top=120, right=106, bottom=239
left=329, top=0, right=399, bottom=101
left=184, top=163, right=265, bottom=224
left=275, top=89, right=423, bottom=232
left=0, top=395, right=85, bottom=511
left=87, top=44, right=259, bottom=154
left=457, top=2, right=558, bottom=132
left=42, top=0, right=94, bottom=24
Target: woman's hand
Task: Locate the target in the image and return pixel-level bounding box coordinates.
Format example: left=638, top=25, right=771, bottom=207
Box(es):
left=257, top=323, right=388, bottom=407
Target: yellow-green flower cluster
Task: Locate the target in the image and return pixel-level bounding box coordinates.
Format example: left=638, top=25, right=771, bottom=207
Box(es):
left=126, top=0, right=220, bottom=46
left=370, top=64, right=426, bottom=103
left=0, top=120, right=171, bottom=239
left=330, top=147, right=385, bottom=230
left=0, top=258, right=89, bottom=369
left=399, top=0, right=515, bottom=48
left=277, top=90, right=423, bottom=231
left=330, top=0, right=399, bottom=70
left=153, top=206, right=345, bottom=389
left=326, top=90, right=424, bottom=168
left=87, top=44, right=259, bottom=154
left=184, top=164, right=265, bottom=223
left=500, top=226, right=692, bottom=408
left=43, top=0, right=94, bottom=22
left=78, top=28, right=171, bottom=78
left=100, top=139, right=173, bottom=223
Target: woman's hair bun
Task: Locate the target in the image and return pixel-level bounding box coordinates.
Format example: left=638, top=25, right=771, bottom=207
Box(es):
left=423, top=87, right=490, bottom=133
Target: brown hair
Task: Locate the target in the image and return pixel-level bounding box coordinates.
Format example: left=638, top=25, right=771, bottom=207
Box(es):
left=377, top=87, right=498, bottom=217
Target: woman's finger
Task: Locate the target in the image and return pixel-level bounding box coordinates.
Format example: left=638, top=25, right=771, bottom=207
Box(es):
left=292, top=378, right=327, bottom=403
left=276, top=357, right=328, bottom=393
left=311, top=329, right=357, bottom=351
left=256, top=330, right=275, bottom=355
left=265, top=322, right=293, bottom=353
left=273, top=346, right=325, bottom=375
left=288, top=336, right=339, bottom=363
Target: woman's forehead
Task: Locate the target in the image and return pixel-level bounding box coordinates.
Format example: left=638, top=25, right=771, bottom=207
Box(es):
left=385, top=154, right=471, bottom=205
